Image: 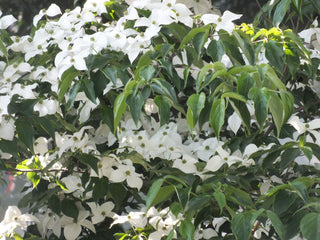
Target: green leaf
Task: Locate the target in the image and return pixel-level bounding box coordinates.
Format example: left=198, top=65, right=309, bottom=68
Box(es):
left=224, top=185, right=254, bottom=208
left=154, top=95, right=171, bottom=126
left=272, top=0, right=291, bottom=27
left=27, top=172, right=40, bottom=188
left=206, top=40, right=225, bottom=62
left=58, top=67, right=79, bottom=103
left=0, top=37, right=8, bottom=60
left=113, top=92, right=129, bottom=133
left=237, top=73, right=255, bottom=98
left=150, top=185, right=175, bottom=207
left=269, top=92, right=284, bottom=137
left=186, top=93, right=206, bottom=130
left=61, top=199, right=79, bottom=220
left=126, top=93, right=145, bottom=125
left=221, top=92, right=247, bottom=102
left=280, top=148, right=301, bottom=171
left=146, top=178, right=164, bottom=210
left=267, top=210, right=285, bottom=240
left=210, top=98, right=225, bottom=138
left=179, top=25, right=210, bottom=49
left=248, top=87, right=270, bottom=131
left=231, top=209, right=264, bottom=240
left=300, top=213, right=320, bottom=240
left=82, top=77, right=96, bottom=104
left=193, top=31, right=208, bottom=58
left=66, top=81, right=81, bottom=110
left=179, top=219, right=195, bottom=240
left=139, top=65, right=156, bottom=82
left=265, top=41, right=285, bottom=72
left=16, top=118, right=34, bottom=153
left=101, top=67, right=117, bottom=85
left=280, top=91, right=294, bottom=124
left=101, top=105, right=114, bottom=133
left=185, top=195, right=211, bottom=213
left=233, top=31, right=255, bottom=65
left=170, top=202, right=183, bottom=217
left=213, top=191, right=226, bottom=214
left=290, top=180, right=309, bottom=203
left=75, top=153, right=99, bottom=175
left=92, top=178, right=109, bottom=201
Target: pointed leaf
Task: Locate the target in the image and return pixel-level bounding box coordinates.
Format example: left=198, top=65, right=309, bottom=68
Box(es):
left=146, top=178, right=164, bottom=210
left=210, top=98, right=225, bottom=138
left=300, top=213, right=320, bottom=240
left=267, top=210, right=285, bottom=240
left=126, top=93, right=145, bottom=125
left=248, top=87, right=270, bottom=131
left=58, top=67, right=79, bottom=102
left=139, top=65, right=156, bottom=82
left=179, top=219, right=195, bottom=240
left=187, top=93, right=206, bottom=130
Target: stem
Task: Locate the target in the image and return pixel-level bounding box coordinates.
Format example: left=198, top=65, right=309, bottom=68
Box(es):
left=250, top=220, right=261, bottom=240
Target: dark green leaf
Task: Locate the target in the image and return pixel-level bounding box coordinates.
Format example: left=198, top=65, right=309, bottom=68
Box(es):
left=213, top=191, right=226, bottom=214
left=76, top=153, right=99, bottom=175
left=154, top=95, right=171, bottom=126
left=300, top=213, right=320, bottom=240
left=101, top=105, right=114, bottom=133
left=16, top=118, right=34, bottom=153
left=233, top=31, right=255, bottom=65
left=265, top=41, right=284, bottom=72
left=66, top=81, right=81, bottom=110
left=61, top=199, right=79, bottom=220
left=151, top=185, right=175, bottom=207
left=101, top=67, right=117, bottom=85
left=210, top=98, right=225, bottom=138
left=193, top=31, right=208, bottom=58
left=126, top=93, right=145, bottom=125
left=186, top=93, right=206, bottom=130
left=231, top=209, right=264, bottom=240
left=273, top=0, right=291, bottom=27
left=82, top=77, right=96, bottom=104
left=248, top=87, right=270, bottom=131
left=206, top=40, right=225, bottom=62
left=139, top=65, right=156, bottom=82
left=146, top=178, right=164, bottom=210
left=267, top=210, right=285, bottom=240
left=92, top=178, right=109, bottom=201
left=58, top=67, right=79, bottom=103
left=179, top=219, right=195, bottom=240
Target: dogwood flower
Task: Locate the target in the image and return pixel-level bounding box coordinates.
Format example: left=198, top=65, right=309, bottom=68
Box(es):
left=0, top=206, right=38, bottom=237
left=201, top=10, right=242, bottom=34
left=61, top=210, right=95, bottom=240
left=172, top=154, right=198, bottom=173
left=33, top=3, right=62, bottom=26
left=109, top=159, right=143, bottom=190
left=0, top=116, right=15, bottom=141
left=87, top=201, right=115, bottom=224
left=288, top=116, right=320, bottom=143
left=34, top=99, right=59, bottom=117
left=205, top=145, right=242, bottom=172
left=0, top=11, right=17, bottom=29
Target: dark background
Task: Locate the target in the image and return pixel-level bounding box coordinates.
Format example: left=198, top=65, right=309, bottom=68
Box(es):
left=0, top=0, right=267, bottom=35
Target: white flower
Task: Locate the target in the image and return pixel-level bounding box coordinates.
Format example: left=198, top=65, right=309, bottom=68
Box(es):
left=112, top=211, right=148, bottom=229
left=194, top=137, right=219, bottom=161
left=0, top=116, right=15, bottom=141
left=0, top=206, right=38, bottom=237
left=172, top=154, right=198, bottom=173
left=34, top=99, right=59, bottom=117
left=144, top=98, right=158, bottom=115
left=201, top=10, right=242, bottom=34
left=36, top=210, right=62, bottom=238
left=83, top=0, right=108, bottom=15
left=87, top=202, right=115, bottom=224
left=61, top=210, right=95, bottom=240
left=288, top=116, right=320, bottom=144
left=0, top=12, right=17, bottom=29
left=33, top=3, right=62, bottom=26
left=34, top=137, right=49, bottom=155
left=205, top=145, right=242, bottom=172
left=61, top=175, right=84, bottom=193
left=109, top=159, right=143, bottom=190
